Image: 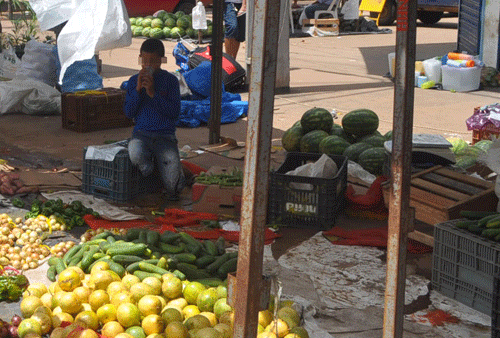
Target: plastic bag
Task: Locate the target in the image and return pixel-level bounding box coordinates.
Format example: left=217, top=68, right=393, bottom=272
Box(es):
left=0, top=79, right=61, bottom=115
left=54, top=46, right=103, bottom=93
left=15, top=40, right=57, bottom=87
left=286, top=154, right=338, bottom=190
left=481, top=139, right=500, bottom=211
left=341, top=0, right=360, bottom=20
left=0, top=45, right=21, bottom=80
left=31, top=0, right=132, bottom=83
left=173, top=41, right=193, bottom=73
left=192, top=2, right=207, bottom=30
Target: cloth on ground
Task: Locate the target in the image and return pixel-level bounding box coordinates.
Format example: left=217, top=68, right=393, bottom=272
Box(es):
left=323, top=226, right=433, bottom=254
left=345, top=176, right=388, bottom=212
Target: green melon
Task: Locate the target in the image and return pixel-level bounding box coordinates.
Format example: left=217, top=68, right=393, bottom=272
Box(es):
left=358, top=147, right=387, bottom=175
left=175, top=11, right=186, bottom=19
left=343, top=142, right=374, bottom=162
left=132, top=26, right=143, bottom=37
left=135, top=17, right=144, bottom=26
left=282, top=125, right=304, bottom=152
left=170, top=27, right=185, bottom=38
left=341, top=109, right=379, bottom=137
left=384, top=130, right=393, bottom=140
left=151, top=18, right=164, bottom=29
left=186, top=27, right=196, bottom=38
left=455, top=155, right=477, bottom=169
left=162, top=27, right=172, bottom=38
left=164, top=13, right=176, bottom=21
left=177, top=16, right=190, bottom=29
left=300, top=130, right=329, bottom=153
left=319, top=135, right=351, bottom=156
left=357, top=134, right=386, bottom=148
left=150, top=27, right=164, bottom=39
left=330, top=124, right=355, bottom=143
left=165, top=17, right=177, bottom=28
left=473, top=140, right=493, bottom=153
left=141, top=27, right=151, bottom=37
left=141, top=18, right=152, bottom=27
left=300, top=108, right=334, bottom=134
left=156, top=10, right=168, bottom=20
left=130, top=17, right=137, bottom=25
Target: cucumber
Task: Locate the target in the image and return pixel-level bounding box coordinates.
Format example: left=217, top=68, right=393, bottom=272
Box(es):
left=455, top=220, right=478, bottom=229
left=176, top=263, right=212, bottom=280
left=205, top=253, right=231, bottom=273
left=482, top=228, right=500, bottom=239
left=147, top=230, right=160, bottom=246
left=157, top=257, right=168, bottom=269
left=82, top=238, right=107, bottom=246
left=215, top=237, right=226, bottom=255
left=92, top=252, right=107, bottom=260
left=111, top=255, right=144, bottom=265
left=107, top=243, right=148, bottom=257
left=138, top=262, right=169, bottom=275
left=126, top=228, right=142, bottom=241
left=47, top=265, right=57, bottom=282
left=202, top=240, right=218, bottom=256
left=172, top=253, right=197, bottom=264
left=106, top=235, right=117, bottom=244
left=68, top=245, right=88, bottom=266
left=179, top=232, right=202, bottom=249
left=134, top=270, right=162, bottom=281
left=186, top=243, right=203, bottom=257
left=160, top=231, right=181, bottom=244
left=172, top=269, right=186, bottom=280
left=126, top=258, right=160, bottom=274
left=478, top=214, right=500, bottom=227
left=195, top=255, right=217, bottom=269
left=54, top=257, right=66, bottom=274
left=92, top=231, right=113, bottom=240
left=48, top=256, right=61, bottom=266
left=217, top=257, right=238, bottom=278
left=108, top=261, right=126, bottom=278
left=486, top=216, right=500, bottom=228
left=80, top=246, right=100, bottom=271
left=194, top=278, right=224, bottom=287
left=459, top=210, right=499, bottom=220
left=138, top=231, right=148, bottom=244
left=159, top=243, right=185, bottom=254
left=468, top=224, right=484, bottom=235
left=63, top=244, right=82, bottom=265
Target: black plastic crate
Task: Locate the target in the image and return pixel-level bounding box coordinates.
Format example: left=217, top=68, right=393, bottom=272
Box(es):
left=267, top=152, right=347, bottom=229
left=493, top=274, right=500, bottom=337
left=432, top=219, right=500, bottom=316
left=81, top=145, right=160, bottom=203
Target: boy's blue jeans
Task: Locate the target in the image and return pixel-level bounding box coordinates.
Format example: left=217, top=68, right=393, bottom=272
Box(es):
left=304, top=2, right=331, bottom=18
left=128, top=130, right=185, bottom=198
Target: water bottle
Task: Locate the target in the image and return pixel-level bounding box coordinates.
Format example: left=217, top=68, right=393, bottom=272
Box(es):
left=192, top=2, right=207, bottom=30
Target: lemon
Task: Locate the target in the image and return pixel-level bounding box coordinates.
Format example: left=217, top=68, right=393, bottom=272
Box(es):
left=194, top=327, right=224, bottom=338
left=90, top=261, right=110, bottom=274
left=196, top=288, right=218, bottom=313
left=18, top=318, right=42, bottom=338
left=258, top=310, right=274, bottom=328
left=184, top=314, right=211, bottom=331
left=97, top=303, right=117, bottom=324
left=182, top=282, right=206, bottom=305
left=138, top=295, right=162, bottom=317
left=164, top=321, right=188, bottom=338
left=216, top=285, right=228, bottom=299
left=107, top=281, right=128, bottom=297
left=130, top=282, right=155, bottom=303
left=141, top=314, right=165, bottom=335
left=111, top=291, right=133, bottom=307
left=58, top=268, right=82, bottom=292
left=20, top=296, right=44, bottom=318
left=73, top=286, right=91, bottom=304
left=213, top=298, right=232, bottom=320
left=126, top=325, right=147, bottom=338
left=116, top=302, right=141, bottom=328
left=101, top=320, right=125, bottom=337
left=115, top=333, right=134, bottom=338
left=90, top=270, right=115, bottom=290
left=81, top=303, right=93, bottom=312
left=214, top=323, right=232, bottom=338
left=59, top=292, right=82, bottom=315
left=161, top=307, right=184, bottom=324
left=88, top=289, right=110, bottom=312
left=288, top=326, right=310, bottom=338
left=25, top=283, right=48, bottom=298
left=258, top=332, right=278, bottom=338
left=182, top=305, right=200, bottom=320
left=199, top=312, right=217, bottom=327
left=52, top=312, right=74, bottom=328
left=218, top=311, right=234, bottom=329
left=79, top=329, right=100, bottom=338
left=162, top=276, right=183, bottom=300
left=30, top=311, right=52, bottom=335
left=167, top=297, right=188, bottom=310
left=122, top=274, right=141, bottom=290
left=277, top=307, right=300, bottom=329
left=75, top=310, right=99, bottom=330
left=40, top=292, right=54, bottom=310
left=142, top=277, right=162, bottom=295
left=265, top=319, right=289, bottom=338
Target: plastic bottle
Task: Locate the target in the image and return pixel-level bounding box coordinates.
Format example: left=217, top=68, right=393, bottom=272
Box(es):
left=448, top=52, right=474, bottom=60
left=192, top=2, right=207, bottom=30
left=446, top=59, right=475, bottom=67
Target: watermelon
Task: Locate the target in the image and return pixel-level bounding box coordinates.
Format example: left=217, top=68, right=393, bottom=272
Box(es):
left=146, top=15, right=155, bottom=20
left=341, top=109, right=379, bottom=137
left=135, top=17, right=144, bottom=26
left=132, top=26, right=143, bottom=37
left=300, top=108, right=334, bottom=134
left=175, top=11, right=185, bottom=19
left=164, top=13, right=176, bottom=21
left=150, top=27, right=164, bottom=39
left=141, top=27, right=151, bottom=37
left=177, top=16, right=190, bottom=29
left=141, top=18, right=152, bottom=27
left=358, top=147, right=387, bottom=175
left=170, top=27, right=185, bottom=38
left=300, top=130, right=329, bottom=153
left=165, top=18, right=177, bottom=28
left=162, top=27, right=172, bottom=39
left=130, top=18, right=137, bottom=25
left=473, top=140, right=493, bottom=153
left=151, top=18, right=164, bottom=29
left=343, top=142, right=373, bottom=162
left=384, top=130, right=393, bottom=140
left=455, top=155, right=477, bottom=169
left=282, top=125, right=304, bottom=152
left=155, top=10, right=168, bottom=20
left=330, top=124, right=355, bottom=143
left=357, top=134, right=386, bottom=148
left=206, top=25, right=213, bottom=36
left=319, top=135, right=351, bottom=156
left=186, top=27, right=196, bottom=38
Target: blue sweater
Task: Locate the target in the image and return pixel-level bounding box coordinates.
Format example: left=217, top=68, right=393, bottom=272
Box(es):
left=124, top=69, right=181, bottom=135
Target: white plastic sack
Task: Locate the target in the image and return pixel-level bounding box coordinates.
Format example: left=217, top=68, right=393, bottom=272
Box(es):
left=192, top=2, right=207, bottom=30
left=30, top=0, right=132, bottom=83
left=15, top=40, right=57, bottom=87
left=0, top=79, right=61, bottom=115
left=286, top=154, right=338, bottom=190
left=0, top=46, right=21, bottom=80
left=341, top=0, right=360, bottom=20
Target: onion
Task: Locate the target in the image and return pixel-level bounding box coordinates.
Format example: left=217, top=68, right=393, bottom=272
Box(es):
left=11, top=315, right=21, bottom=327
left=8, top=324, right=18, bottom=338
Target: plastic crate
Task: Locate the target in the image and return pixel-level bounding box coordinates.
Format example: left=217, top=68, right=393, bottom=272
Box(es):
left=432, top=219, right=500, bottom=315
left=267, top=152, right=347, bottom=229
left=62, top=88, right=134, bottom=133
left=492, top=275, right=500, bottom=337
left=81, top=145, right=160, bottom=203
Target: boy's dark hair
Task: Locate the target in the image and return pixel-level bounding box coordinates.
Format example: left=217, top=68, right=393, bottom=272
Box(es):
left=140, top=38, right=165, bottom=57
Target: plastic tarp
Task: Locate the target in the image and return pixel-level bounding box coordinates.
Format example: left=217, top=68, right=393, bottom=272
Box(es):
left=30, top=0, right=132, bottom=83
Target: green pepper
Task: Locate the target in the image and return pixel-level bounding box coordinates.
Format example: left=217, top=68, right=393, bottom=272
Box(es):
left=91, top=211, right=100, bottom=218
left=11, top=198, right=25, bottom=208
left=71, top=201, right=83, bottom=212
left=43, top=200, right=53, bottom=208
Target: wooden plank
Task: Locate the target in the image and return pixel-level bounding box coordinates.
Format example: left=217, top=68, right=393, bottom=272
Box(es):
left=411, top=178, right=469, bottom=201
left=410, top=198, right=448, bottom=225
left=408, top=231, right=434, bottom=247
left=435, top=167, right=494, bottom=189
left=422, top=172, right=483, bottom=196
left=411, top=165, right=443, bottom=179
left=410, top=186, right=456, bottom=208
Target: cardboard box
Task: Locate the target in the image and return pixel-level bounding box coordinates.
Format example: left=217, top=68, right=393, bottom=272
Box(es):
left=191, top=166, right=243, bottom=217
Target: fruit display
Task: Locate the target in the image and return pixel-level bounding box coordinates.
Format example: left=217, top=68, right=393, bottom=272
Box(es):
left=47, top=229, right=239, bottom=286
left=282, top=107, right=390, bottom=175
left=15, top=263, right=310, bottom=338
left=130, top=11, right=213, bottom=40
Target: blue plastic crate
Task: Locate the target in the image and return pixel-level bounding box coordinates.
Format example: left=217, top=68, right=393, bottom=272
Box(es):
left=81, top=145, right=160, bottom=203
left=432, top=220, right=500, bottom=316
left=267, top=152, right=347, bottom=230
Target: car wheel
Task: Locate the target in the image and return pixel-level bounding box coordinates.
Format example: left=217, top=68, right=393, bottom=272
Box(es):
left=370, top=0, right=396, bottom=26
left=417, top=10, right=443, bottom=25
left=175, top=0, right=196, bottom=14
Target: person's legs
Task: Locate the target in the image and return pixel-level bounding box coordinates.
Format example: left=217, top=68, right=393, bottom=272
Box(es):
left=153, top=135, right=185, bottom=199
left=304, top=2, right=331, bottom=18
left=224, top=2, right=241, bottom=59
left=128, top=133, right=155, bottom=177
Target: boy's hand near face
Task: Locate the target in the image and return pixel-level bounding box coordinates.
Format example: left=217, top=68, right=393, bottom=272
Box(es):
left=137, top=68, right=155, bottom=98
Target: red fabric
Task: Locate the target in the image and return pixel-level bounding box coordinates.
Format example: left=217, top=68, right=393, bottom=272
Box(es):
left=345, top=176, right=389, bottom=211
left=181, top=160, right=207, bottom=175
left=154, top=208, right=218, bottom=227
left=84, top=214, right=152, bottom=230
left=182, top=228, right=281, bottom=245
left=323, top=226, right=433, bottom=254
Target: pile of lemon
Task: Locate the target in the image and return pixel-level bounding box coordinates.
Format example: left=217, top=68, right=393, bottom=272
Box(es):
left=17, top=262, right=309, bottom=338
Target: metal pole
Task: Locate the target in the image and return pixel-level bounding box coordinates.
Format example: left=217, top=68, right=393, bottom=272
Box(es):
left=208, top=0, right=224, bottom=144
left=232, top=0, right=280, bottom=336
left=382, top=0, right=417, bottom=337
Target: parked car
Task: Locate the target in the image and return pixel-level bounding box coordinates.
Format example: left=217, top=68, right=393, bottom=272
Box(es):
left=123, top=0, right=212, bottom=17
left=373, top=0, right=459, bottom=26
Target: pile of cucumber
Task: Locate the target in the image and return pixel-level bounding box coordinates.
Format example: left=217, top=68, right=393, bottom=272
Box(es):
left=47, top=229, right=238, bottom=286
left=456, top=211, right=500, bottom=242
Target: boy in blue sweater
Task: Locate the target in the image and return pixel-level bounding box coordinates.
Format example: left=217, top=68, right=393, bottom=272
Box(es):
left=124, top=38, right=185, bottom=201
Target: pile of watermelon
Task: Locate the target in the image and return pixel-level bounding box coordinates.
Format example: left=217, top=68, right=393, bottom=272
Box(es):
left=130, top=10, right=213, bottom=40
left=282, top=107, right=391, bottom=176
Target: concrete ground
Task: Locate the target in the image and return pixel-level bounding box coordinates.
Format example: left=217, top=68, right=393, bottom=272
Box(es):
left=0, top=10, right=497, bottom=337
